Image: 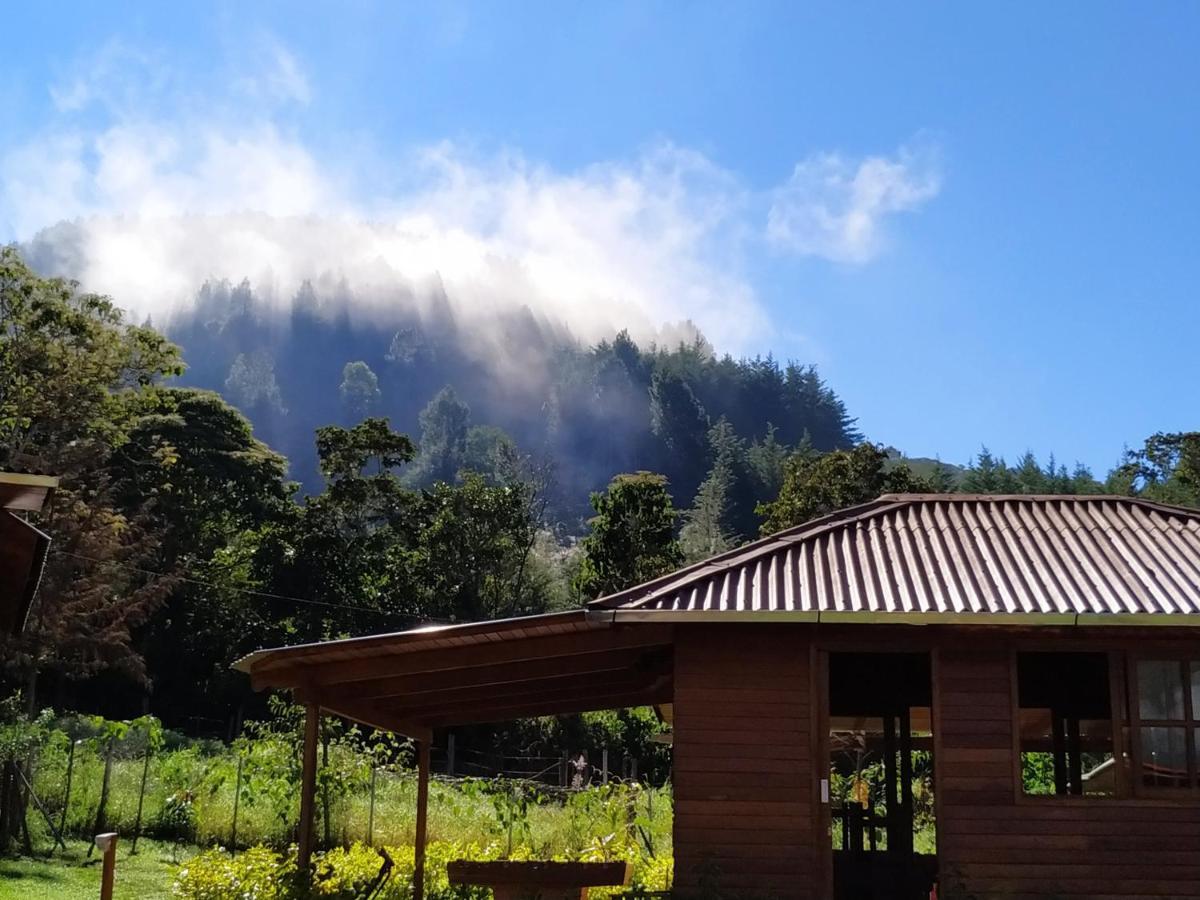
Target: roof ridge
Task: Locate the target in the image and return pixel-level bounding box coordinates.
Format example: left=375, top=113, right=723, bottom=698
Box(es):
left=589, top=495, right=917, bottom=609
left=880, top=493, right=1200, bottom=518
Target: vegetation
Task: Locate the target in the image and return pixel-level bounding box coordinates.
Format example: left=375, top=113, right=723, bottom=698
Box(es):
left=4, top=244, right=1200, bottom=897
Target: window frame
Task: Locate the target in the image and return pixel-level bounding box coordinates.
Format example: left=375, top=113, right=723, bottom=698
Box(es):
left=1011, top=648, right=1129, bottom=801
left=1129, top=653, right=1200, bottom=797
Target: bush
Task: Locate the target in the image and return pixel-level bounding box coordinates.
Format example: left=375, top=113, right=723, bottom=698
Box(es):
left=173, top=845, right=297, bottom=899
left=172, top=841, right=673, bottom=900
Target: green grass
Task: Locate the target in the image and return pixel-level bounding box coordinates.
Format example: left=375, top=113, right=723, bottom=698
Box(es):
left=0, top=839, right=180, bottom=900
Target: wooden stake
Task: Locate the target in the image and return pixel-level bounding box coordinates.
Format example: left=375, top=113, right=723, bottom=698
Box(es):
left=96, top=832, right=118, bottom=900
left=297, top=705, right=320, bottom=876
left=413, top=741, right=431, bottom=900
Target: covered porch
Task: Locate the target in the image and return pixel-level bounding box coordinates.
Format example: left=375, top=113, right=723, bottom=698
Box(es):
left=234, top=610, right=673, bottom=898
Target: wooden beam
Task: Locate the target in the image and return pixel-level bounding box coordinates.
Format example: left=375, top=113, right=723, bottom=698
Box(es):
left=252, top=626, right=672, bottom=690
left=297, top=704, right=320, bottom=876
left=325, top=701, right=432, bottom=743
left=377, top=672, right=664, bottom=721
left=423, top=685, right=674, bottom=728
left=413, top=740, right=431, bottom=900
left=309, top=646, right=665, bottom=704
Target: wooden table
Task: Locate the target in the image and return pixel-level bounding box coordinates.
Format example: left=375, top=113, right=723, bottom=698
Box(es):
left=447, top=860, right=632, bottom=900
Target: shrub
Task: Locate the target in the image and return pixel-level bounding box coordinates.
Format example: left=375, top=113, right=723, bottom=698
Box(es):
left=173, top=841, right=672, bottom=900
left=173, top=845, right=297, bottom=899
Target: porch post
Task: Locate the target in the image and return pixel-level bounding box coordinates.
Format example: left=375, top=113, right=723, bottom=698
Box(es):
left=297, top=703, right=320, bottom=875
left=413, top=739, right=431, bottom=900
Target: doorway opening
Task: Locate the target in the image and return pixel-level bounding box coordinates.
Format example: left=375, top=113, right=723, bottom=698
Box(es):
left=827, top=652, right=937, bottom=900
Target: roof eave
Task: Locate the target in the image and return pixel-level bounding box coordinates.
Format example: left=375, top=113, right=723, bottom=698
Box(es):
left=593, top=608, right=1200, bottom=627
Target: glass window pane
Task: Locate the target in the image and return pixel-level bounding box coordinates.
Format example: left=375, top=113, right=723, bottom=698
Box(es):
left=1191, top=662, right=1200, bottom=721
left=1140, top=727, right=1188, bottom=788
left=1138, top=660, right=1185, bottom=720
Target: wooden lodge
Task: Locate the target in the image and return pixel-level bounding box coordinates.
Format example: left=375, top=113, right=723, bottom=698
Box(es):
left=236, top=494, right=1200, bottom=899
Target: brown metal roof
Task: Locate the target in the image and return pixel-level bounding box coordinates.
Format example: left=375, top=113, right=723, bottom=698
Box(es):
left=587, top=494, right=1200, bottom=622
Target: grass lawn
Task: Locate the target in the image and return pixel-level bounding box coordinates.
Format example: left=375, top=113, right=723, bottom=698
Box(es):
left=0, top=839, right=180, bottom=899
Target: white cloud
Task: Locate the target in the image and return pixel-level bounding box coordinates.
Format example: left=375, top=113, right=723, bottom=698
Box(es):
left=766, top=144, right=941, bottom=263
left=3, top=36, right=939, bottom=360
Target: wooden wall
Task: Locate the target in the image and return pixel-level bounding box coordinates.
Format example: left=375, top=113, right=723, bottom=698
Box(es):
left=672, top=626, right=1200, bottom=898
left=937, top=642, right=1200, bottom=899
left=672, top=624, right=818, bottom=898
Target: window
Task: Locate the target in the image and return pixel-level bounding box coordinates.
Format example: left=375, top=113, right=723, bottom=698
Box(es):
left=1017, top=652, right=1115, bottom=796
left=1134, top=658, right=1200, bottom=790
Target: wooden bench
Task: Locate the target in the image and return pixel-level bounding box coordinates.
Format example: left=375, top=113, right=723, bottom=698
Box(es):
left=447, top=860, right=632, bottom=900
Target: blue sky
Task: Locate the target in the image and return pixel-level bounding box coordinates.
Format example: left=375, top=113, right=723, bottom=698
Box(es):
left=2, top=2, right=1198, bottom=473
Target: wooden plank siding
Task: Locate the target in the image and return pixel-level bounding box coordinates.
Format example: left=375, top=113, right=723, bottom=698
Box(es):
left=672, top=625, right=818, bottom=898
left=937, top=642, right=1200, bottom=899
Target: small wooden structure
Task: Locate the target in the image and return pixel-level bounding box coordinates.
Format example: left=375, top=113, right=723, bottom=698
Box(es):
left=236, top=495, right=1200, bottom=899
left=0, top=471, right=57, bottom=635
left=447, top=860, right=632, bottom=900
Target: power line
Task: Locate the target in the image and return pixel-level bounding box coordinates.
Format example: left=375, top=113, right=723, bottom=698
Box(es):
left=48, top=549, right=449, bottom=624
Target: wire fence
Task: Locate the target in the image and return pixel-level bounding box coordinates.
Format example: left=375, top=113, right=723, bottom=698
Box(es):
left=1, top=722, right=668, bottom=858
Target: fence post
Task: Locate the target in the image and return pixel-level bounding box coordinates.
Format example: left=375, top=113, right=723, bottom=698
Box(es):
left=87, top=737, right=115, bottom=859
left=367, top=766, right=376, bottom=847
left=96, top=832, right=118, bottom=900
left=601, top=748, right=609, bottom=785
left=131, top=743, right=152, bottom=854
left=59, top=739, right=76, bottom=843
left=631, top=758, right=638, bottom=782
left=230, top=752, right=244, bottom=853
left=559, top=751, right=568, bottom=787
left=446, top=734, right=456, bottom=777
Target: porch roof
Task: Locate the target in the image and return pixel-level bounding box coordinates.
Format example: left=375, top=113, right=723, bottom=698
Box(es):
left=234, top=610, right=673, bottom=739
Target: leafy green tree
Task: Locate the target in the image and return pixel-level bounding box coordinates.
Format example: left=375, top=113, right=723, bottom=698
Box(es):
left=757, top=443, right=934, bottom=534
left=108, top=388, right=293, bottom=717
left=574, top=472, right=683, bottom=599
left=338, top=361, right=381, bottom=420
left=1114, top=432, right=1200, bottom=507
left=0, top=247, right=184, bottom=705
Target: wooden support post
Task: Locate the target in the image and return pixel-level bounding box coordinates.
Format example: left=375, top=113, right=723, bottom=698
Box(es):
left=297, top=704, right=320, bottom=876
left=413, top=740, right=431, bottom=900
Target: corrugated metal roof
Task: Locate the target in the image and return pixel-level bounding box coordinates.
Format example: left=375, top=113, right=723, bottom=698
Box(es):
left=588, top=494, right=1200, bottom=620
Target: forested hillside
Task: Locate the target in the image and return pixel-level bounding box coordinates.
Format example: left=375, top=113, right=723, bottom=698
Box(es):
left=164, top=278, right=859, bottom=522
